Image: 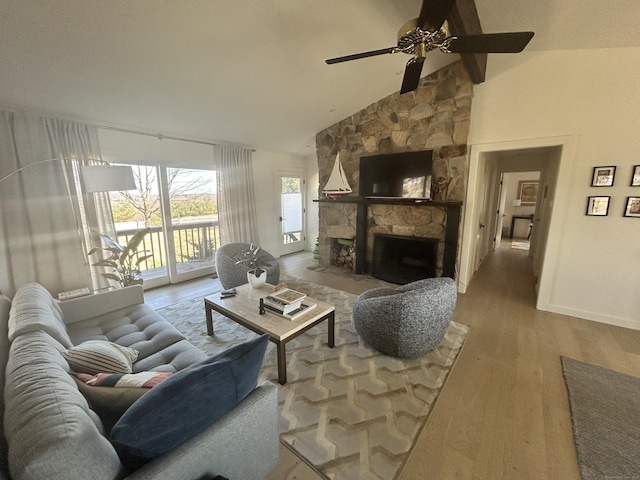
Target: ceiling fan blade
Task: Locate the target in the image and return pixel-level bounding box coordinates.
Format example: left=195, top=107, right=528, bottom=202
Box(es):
left=326, top=47, right=396, bottom=64
left=418, top=0, right=456, bottom=31
left=400, top=57, right=425, bottom=94
left=447, top=32, right=534, bottom=53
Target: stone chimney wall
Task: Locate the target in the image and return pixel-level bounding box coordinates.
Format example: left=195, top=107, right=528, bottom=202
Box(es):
left=315, top=61, right=473, bottom=273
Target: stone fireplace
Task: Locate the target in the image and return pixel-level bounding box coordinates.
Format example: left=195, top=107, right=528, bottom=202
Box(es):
left=317, top=197, right=461, bottom=280
left=315, top=61, right=472, bottom=280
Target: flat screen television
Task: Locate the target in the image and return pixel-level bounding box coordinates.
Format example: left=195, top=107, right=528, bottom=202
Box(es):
left=359, top=150, right=433, bottom=199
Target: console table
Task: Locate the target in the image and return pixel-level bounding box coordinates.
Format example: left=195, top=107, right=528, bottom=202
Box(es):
left=510, top=214, right=533, bottom=239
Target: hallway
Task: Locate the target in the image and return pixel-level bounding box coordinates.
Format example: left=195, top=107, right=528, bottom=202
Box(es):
left=400, top=245, right=640, bottom=479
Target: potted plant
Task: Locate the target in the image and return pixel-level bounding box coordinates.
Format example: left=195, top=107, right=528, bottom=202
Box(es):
left=88, top=228, right=153, bottom=288
left=233, top=243, right=271, bottom=288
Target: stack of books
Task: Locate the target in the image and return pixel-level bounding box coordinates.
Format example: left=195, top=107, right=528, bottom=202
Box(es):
left=263, top=288, right=315, bottom=320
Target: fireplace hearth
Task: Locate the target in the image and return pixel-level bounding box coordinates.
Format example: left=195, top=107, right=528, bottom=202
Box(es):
left=372, top=234, right=437, bottom=284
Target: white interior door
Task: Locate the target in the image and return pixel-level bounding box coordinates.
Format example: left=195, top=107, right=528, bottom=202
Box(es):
left=473, top=162, right=491, bottom=272
left=494, top=173, right=507, bottom=250
left=278, top=172, right=305, bottom=256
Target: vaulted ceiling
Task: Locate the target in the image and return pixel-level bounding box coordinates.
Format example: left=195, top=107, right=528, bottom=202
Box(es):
left=1, top=0, right=640, bottom=155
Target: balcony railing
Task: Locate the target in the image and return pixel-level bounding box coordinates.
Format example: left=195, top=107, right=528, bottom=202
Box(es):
left=116, top=221, right=221, bottom=272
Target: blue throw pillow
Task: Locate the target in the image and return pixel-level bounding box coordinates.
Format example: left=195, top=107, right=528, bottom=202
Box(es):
left=110, top=334, right=270, bottom=470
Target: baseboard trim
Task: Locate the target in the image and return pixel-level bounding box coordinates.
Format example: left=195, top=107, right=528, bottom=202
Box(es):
left=545, top=304, right=640, bottom=331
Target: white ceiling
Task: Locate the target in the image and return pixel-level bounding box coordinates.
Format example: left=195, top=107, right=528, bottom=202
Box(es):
left=1, top=0, right=640, bottom=156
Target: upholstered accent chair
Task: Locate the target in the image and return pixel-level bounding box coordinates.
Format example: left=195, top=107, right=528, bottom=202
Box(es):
left=352, top=277, right=457, bottom=358
left=215, top=243, right=280, bottom=290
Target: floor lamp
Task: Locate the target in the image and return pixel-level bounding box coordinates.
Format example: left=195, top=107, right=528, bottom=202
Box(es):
left=80, top=164, right=136, bottom=193
left=0, top=158, right=136, bottom=295
left=0, top=158, right=135, bottom=192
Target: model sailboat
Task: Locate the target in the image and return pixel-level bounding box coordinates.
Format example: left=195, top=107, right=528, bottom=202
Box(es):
left=322, top=152, right=352, bottom=198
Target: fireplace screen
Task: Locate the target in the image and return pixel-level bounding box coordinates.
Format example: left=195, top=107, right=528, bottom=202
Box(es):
left=372, top=234, right=437, bottom=284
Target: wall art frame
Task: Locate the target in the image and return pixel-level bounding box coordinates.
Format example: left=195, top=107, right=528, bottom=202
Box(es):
left=591, top=166, right=616, bottom=186
left=586, top=196, right=610, bottom=216
left=624, top=196, right=640, bottom=217
left=631, top=165, right=640, bottom=187
left=518, top=180, right=539, bottom=205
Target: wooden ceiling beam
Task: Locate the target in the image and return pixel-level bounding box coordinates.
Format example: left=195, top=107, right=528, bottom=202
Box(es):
left=446, top=0, right=487, bottom=83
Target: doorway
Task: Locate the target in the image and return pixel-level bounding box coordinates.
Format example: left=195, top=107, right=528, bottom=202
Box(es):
left=277, top=172, right=305, bottom=256
left=459, top=136, right=577, bottom=311
left=495, top=171, right=540, bottom=252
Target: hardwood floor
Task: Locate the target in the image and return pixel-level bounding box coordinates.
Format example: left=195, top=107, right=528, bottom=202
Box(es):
left=144, top=246, right=640, bottom=479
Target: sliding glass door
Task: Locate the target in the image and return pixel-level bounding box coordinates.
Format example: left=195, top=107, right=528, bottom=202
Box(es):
left=107, top=164, right=218, bottom=288
left=163, top=167, right=218, bottom=282
left=110, top=164, right=168, bottom=288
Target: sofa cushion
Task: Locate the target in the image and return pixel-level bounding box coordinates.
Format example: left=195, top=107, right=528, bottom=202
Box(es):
left=74, top=372, right=172, bottom=433
left=8, top=283, right=72, bottom=348
left=4, top=331, right=124, bottom=480
left=76, top=371, right=172, bottom=388
left=62, top=340, right=139, bottom=374
left=110, top=334, right=270, bottom=470
left=73, top=381, right=144, bottom=435
left=65, top=304, right=206, bottom=372
left=0, top=293, right=12, bottom=479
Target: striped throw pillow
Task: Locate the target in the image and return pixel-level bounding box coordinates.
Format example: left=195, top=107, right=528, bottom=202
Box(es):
left=62, top=340, right=139, bottom=374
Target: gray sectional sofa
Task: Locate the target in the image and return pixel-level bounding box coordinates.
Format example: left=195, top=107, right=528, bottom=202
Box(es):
left=0, top=283, right=279, bottom=480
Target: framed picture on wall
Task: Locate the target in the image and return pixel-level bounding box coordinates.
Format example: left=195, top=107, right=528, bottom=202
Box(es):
left=631, top=165, right=640, bottom=186
left=586, top=196, right=610, bottom=216
left=518, top=180, right=539, bottom=205
left=624, top=197, right=640, bottom=217
left=591, top=166, right=616, bottom=186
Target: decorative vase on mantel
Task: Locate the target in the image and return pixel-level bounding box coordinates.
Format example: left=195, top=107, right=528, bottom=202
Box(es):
left=247, top=269, right=267, bottom=288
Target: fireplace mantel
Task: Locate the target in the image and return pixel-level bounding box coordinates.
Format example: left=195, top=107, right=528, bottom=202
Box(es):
left=314, top=197, right=461, bottom=207
left=314, top=197, right=462, bottom=278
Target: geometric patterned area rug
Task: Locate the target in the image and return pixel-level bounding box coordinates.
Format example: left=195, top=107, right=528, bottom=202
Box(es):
left=157, top=275, right=469, bottom=480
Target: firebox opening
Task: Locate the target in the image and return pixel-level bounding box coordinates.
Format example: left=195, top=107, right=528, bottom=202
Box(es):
left=330, top=238, right=355, bottom=272
left=372, top=234, right=437, bottom=284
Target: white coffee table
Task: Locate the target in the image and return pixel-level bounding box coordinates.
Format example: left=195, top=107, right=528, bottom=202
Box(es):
left=204, top=284, right=335, bottom=384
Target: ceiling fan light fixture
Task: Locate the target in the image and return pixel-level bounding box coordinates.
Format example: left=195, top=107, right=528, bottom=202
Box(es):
left=397, top=19, right=449, bottom=55
left=325, top=0, right=534, bottom=94
left=439, top=37, right=454, bottom=54
left=397, top=18, right=420, bottom=43
left=415, top=41, right=428, bottom=60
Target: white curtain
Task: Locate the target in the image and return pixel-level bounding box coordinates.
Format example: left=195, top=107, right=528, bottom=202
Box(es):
left=0, top=110, right=115, bottom=297
left=215, top=145, right=260, bottom=245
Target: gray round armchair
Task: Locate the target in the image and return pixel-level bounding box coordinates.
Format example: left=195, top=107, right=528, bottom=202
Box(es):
left=215, top=242, right=280, bottom=290
left=352, top=277, right=457, bottom=358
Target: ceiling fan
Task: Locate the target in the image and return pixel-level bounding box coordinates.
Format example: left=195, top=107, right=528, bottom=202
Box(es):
left=326, top=0, right=534, bottom=94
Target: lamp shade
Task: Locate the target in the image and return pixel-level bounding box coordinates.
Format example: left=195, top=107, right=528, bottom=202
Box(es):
left=512, top=199, right=522, bottom=207
left=81, top=165, right=136, bottom=192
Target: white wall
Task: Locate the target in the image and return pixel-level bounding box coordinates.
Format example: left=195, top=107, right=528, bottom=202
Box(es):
left=468, top=47, right=640, bottom=328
